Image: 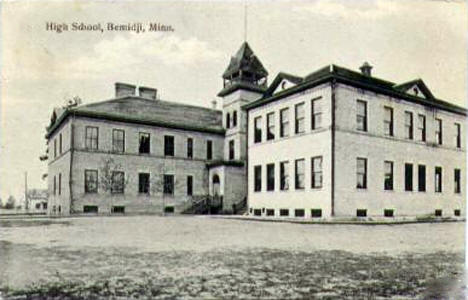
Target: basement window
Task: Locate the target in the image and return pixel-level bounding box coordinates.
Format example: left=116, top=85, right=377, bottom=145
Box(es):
left=384, top=209, right=394, bottom=217
left=454, top=209, right=461, bottom=217
left=356, top=209, right=367, bottom=217
left=112, top=206, right=125, bottom=213
left=83, top=205, right=98, bottom=213
left=164, top=206, right=175, bottom=214
left=311, top=209, right=322, bottom=218
left=280, top=209, right=289, bottom=217
left=266, top=209, right=275, bottom=216
left=254, top=209, right=262, bottom=216
left=435, top=209, right=442, bottom=217
left=295, top=209, right=305, bottom=217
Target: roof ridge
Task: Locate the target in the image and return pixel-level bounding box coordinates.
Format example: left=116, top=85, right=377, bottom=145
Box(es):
left=74, top=96, right=221, bottom=113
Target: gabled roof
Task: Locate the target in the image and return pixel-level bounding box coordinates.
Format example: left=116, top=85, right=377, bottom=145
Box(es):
left=222, top=42, right=268, bottom=79
left=46, top=97, right=224, bottom=138
left=264, top=72, right=304, bottom=96
left=244, top=64, right=466, bottom=116
left=393, top=79, right=434, bottom=99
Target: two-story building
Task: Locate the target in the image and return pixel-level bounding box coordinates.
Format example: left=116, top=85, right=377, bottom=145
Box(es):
left=245, top=63, right=466, bottom=218
left=46, top=42, right=266, bottom=216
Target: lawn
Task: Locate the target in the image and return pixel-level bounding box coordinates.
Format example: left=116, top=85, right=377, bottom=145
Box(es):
left=0, top=216, right=465, bottom=299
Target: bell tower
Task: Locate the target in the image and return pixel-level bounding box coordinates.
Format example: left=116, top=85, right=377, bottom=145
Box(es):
left=218, top=42, right=268, bottom=161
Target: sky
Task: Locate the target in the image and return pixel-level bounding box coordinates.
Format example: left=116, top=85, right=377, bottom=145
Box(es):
left=0, top=0, right=466, bottom=203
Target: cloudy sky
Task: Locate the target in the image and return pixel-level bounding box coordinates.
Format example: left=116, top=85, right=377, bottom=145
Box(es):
left=0, top=0, right=466, bottom=202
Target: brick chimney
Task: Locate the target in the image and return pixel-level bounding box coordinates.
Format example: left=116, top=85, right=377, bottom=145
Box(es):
left=138, top=86, right=157, bottom=100
left=115, top=82, right=136, bottom=97
left=359, top=62, right=373, bottom=76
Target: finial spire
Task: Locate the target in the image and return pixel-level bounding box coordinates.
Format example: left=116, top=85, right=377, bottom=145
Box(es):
left=243, top=2, right=248, bottom=42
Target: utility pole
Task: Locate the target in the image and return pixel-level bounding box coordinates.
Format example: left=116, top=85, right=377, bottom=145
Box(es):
left=24, top=172, right=28, bottom=211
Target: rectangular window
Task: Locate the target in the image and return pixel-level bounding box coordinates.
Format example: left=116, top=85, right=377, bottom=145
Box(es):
left=405, top=112, right=413, bottom=140
left=384, top=107, right=393, bottom=136
left=280, top=161, right=289, bottom=191
left=229, top=140, right=235, bottom=160
left=53, top=175, right=56, bottom=195
left=435, top=167, right=442, bottom=193
left=455, top=123, right=461, bottom=148
left=187, top=175, right=193, bottom=196
left=163, top=174, right=174, bottom=195
left=164, top=135, right=174, bottom=156
left=254, top=116, right=262, bottom=143
left=295, top=159, right=305, bottom=189
left=405, top=163, right=413, bottom=191
left=267, top=112, right=275, bottom=140
left=138, top=173, right=150, bottom=194
left=111, top=171, right=125, bottom=194
left=54, top=139, right=57, bottom=158
left=84, top=170, right=98, bottom=193
left=266, top=209, right=275, bottom=216
left=435, top=209, right=442, bottom=217
left=417, top=114, right=426, bottom=142
left=253, top=209, right=262, bottom=216
left=384, top=161, right=393, bottom=190
left=311, top=97, right=322, bottom=130
left=254, top=165, right=262, bottom=192
left=233, top=111, right=237, bottom=127
left=187, top=138, right=193, bottom=159
left=311, top=156, right=323, bottom=189
left=267, top=163, right=275, bottom=191
left=85, top=126, right=98, bottom=150
left=435, top=118, right=442, bottom=145
left=295, top=103, right=305, bottom=134
left=384, top=209, right=394, bottom=217
left=280, top=209, right=289, bottom=217
left=139, top=133, right=150, bottom=154
left=418, top=165, right=426, bottom=192
left=112, top=129, right=125, bottom=153
left=454, top=169, right=461, bottom=194
left=59, top=133, right=63, bottom=154
left=356, top=158, right=367, bottom=189
left=356, top=100, right=367, bottom=132
left=454, top=209, right=461, bottom=217
left=58, top=173, right=62, bottom=195
left=206, top=140, right=213, bottom=160
left=280, top=108, right=289, bottom=137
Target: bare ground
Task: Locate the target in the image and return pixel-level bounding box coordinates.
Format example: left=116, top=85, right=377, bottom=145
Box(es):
left=0, top=216, right=465, bottom=299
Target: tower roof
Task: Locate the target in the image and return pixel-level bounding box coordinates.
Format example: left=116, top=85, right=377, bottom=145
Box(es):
left=222, top=42, right=268, bottom=79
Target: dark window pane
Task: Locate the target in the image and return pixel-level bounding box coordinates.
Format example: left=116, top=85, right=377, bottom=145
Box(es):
left=139, top=133, right=150, bottom=154
left=163, top=174, right=174, bottom=195
left=418, top=165, right=426, bottom=192
left=254, top=165, right=262, bottom=192
left=138, top=173, right=150, bottom=194
left=267, top=163, right=275, bottom=191
left=164, top=136, right=174, bottom=156
left=207, top=140, right=213, bottom=160
left=405, top=163, right=413, bottom=191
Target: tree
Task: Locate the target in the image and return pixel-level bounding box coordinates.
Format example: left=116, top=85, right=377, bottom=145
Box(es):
left=0, top=197, right=3, bottom=208
left=98, top=157, right=129, bottom=213
left=5, top=196, right=16, bottom=209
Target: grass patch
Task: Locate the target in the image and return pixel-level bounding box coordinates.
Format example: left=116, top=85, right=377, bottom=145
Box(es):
left=0, top=245, right=464, bottom=299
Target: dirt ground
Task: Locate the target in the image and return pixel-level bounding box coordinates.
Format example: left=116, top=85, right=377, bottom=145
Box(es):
left=0, top=216, right=465, bottom=299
